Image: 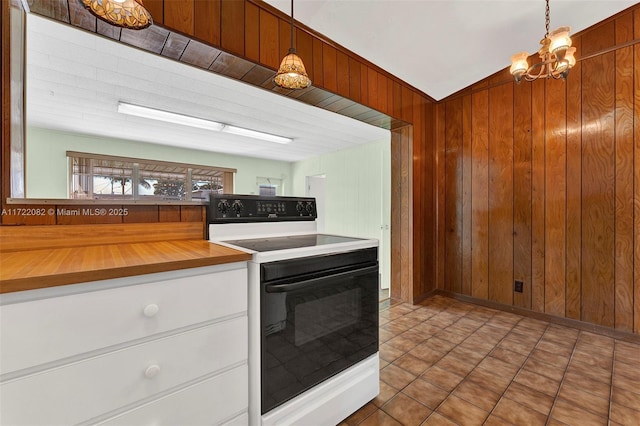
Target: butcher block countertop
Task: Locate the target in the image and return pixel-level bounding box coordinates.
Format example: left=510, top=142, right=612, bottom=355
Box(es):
left=0, top=223, right=251, bottom=294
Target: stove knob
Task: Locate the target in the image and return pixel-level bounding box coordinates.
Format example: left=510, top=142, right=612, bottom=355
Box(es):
left=296, top=203, right=304, bottom=213
left=232, top=201, right=244, bottom=215
left=217, top=201, right=230, bottom=214
left=305, top=203, right=314, bottom=213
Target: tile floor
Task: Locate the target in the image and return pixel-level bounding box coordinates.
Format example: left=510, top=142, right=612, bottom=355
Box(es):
left=340, top=295, right=640, bottom=426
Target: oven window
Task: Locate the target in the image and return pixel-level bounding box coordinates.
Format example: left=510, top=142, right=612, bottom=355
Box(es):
left=295, top=288, right=361, bottom=346
left=261, top=262, right=378, bottom=414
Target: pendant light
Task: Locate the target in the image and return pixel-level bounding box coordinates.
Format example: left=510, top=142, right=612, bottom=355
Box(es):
left=509, top=0, right=576, bottom=83
left=274, top=0, right=312, bottom=89
left=80, top=0, right=153, bottom=30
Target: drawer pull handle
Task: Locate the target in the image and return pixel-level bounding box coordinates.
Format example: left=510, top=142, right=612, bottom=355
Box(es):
left=144, top=364, right=161, bottom=378
left=143, top=304, right=159, bottom=318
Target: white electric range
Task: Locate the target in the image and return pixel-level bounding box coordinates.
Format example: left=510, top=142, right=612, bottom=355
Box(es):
left=209, top=194, right=379, bottom=426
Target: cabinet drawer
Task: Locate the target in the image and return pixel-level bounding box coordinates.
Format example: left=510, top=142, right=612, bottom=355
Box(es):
left=1, top=265, right=247, bottom=375
left=1, top=316, right=247, bottom=426
left=98, top=366, right=248, bottom=426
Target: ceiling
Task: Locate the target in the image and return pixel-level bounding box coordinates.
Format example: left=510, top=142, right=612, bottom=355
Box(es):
left=264, top=0, right=638, bottom=100
left=25, top=1, right=638, bottom=164
left=26, top=14, right=390, bottom=163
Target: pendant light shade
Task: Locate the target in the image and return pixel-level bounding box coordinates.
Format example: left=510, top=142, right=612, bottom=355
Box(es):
left=275, top=49, right=312, bottom=89
left=80, top=0, right=153, bottom=30
left=274, top=0, right=311, bottom=89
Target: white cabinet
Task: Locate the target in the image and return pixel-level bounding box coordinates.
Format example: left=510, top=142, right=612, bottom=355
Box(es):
left=0, top=262, right=249, bottom=426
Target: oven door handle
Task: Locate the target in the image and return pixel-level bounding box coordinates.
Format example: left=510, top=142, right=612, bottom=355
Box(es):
left=264, top=264, right=378, bottom=293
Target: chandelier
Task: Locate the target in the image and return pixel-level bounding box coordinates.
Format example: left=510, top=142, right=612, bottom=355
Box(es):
left=80, top=0, right=153, bottom=30
left=509, top=0, right=576, bottom=83
left=274, top=0, right=312, bottom=89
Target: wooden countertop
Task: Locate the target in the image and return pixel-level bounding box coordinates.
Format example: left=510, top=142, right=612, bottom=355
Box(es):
left=0, top=240, right=252, bottom=294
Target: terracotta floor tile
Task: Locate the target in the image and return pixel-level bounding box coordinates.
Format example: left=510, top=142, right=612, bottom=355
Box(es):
left=562, top=370, right=612, bottom=399
left=578, top=331, right=615, bottom=350
left=434, top=354, right=476, bottom=377
left=612, top=372, right=640, bottom=395
left=503, top=381, right=555, bottom=415
left=380, top=364, right=417, bottom=390
left=386, top=334, right=422, bottom=353
left=457, top=337, right=495, bottom=355
left=401, top=329, right=432, bottom=344
left=377, top=296, right=633, bottom=426
left=557, top=382, right=611, bottom=418
left=566, top=360, right=612, bottom=385
left=612, top=386, right=640, bottom=412
left=358, top=409, right=403, bottom=426
left=615, top=342, right=640, bottom=365
left=547, top=419, right=570, bottom=426
left=420, top=365, right=465, bottom=392
left=424, top=336, right=458, bottom=354
left=448, top=320, right=483, bottom=334
left=492, top=397, right=547, bottom=425
left=610, top=401, right=640, bottom=425
left=408, top=342, right=446, bottom=364
left=343, top=402, right=378, bottom=426
left=380, top=310, right=405, bottom=321
left=434, top=329, right=468, bottom=344
left=382, top=321, right=411, bottom=336
left=412, top=322, right=445, bottom=336
left=514, top=369, right=561, bottom=397
left=381, top=393, right=432, bottom=425
left=537, top=337, right=576, bottom=355
left=530, top=347, right=572, bottom=369
left=551, top=398, right=608, bottom=426
left=379, top=328, right=396, bottom=343
left=465, top=367, right=512, bottom=394
left=448, top=345, right=485, bottom=364
left=544, top=325, right=579, bottom=342
left=476, top=355, right=520, bottom=378
left=420, top=412, right=458, bottom=426
left=393, top=353, right=432, bottom=376
left=402, top=378, right=450, bottom=410
left=373, top=380, right=399, bottom=408
left=436, top=395, right=489, bottom=426
left=571, top=350, right=614, bottom=371
left=380, top=342, right=407, bottom=363
left=496, top=337, right=536, bottom=356
left=614, top=359, right=640, bottom=382
left=489, top=345, right=529, bottom=366
left=453, top=379, right=502, bottom=411
left=523, top=356, right=567, bottom=382
left=393, top=316, right=425, bottom=330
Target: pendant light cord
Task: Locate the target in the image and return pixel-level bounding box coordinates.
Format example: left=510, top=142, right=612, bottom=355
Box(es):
left=545, top=0, right=550, bottom=37
left=290, top=0, right=295, bottom=53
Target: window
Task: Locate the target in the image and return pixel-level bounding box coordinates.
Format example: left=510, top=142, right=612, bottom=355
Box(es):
left=68, top=151, right=235, bottom=201
left=256, top=177, right=283, bottom=196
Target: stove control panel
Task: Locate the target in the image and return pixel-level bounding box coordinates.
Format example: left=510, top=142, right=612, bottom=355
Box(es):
left=209, top=194, right=317, bottom=223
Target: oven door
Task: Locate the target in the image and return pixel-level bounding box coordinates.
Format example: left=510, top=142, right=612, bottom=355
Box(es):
left=260, top=249, right=379, bottom=414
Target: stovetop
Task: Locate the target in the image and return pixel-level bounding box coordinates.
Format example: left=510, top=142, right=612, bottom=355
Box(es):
left=221, top=234, right=366, bottom=252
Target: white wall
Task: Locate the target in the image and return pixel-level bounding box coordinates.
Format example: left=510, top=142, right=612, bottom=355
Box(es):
left=26, top=127, right=292, bottom=198
left=291, top=138, right=391, bottom=290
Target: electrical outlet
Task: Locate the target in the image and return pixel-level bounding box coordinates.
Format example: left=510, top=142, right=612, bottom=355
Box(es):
left=514, top=280, right=524, bottom=293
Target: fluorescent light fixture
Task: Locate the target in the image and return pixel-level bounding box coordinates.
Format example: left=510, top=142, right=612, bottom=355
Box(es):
left=118, top=102, right=224, bottom=131
left=222, top=125, right=292, bottom=144
left=117, top=102, right=292, bottom=144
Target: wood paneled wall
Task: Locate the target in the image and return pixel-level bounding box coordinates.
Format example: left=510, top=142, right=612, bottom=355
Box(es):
left=1, top=0, right=436, bottom=303
left=436, top=6, right=640, bottom=334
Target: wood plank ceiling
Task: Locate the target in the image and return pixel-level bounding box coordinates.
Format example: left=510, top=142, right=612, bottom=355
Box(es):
left=28, top=0, right=408, bottom=131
